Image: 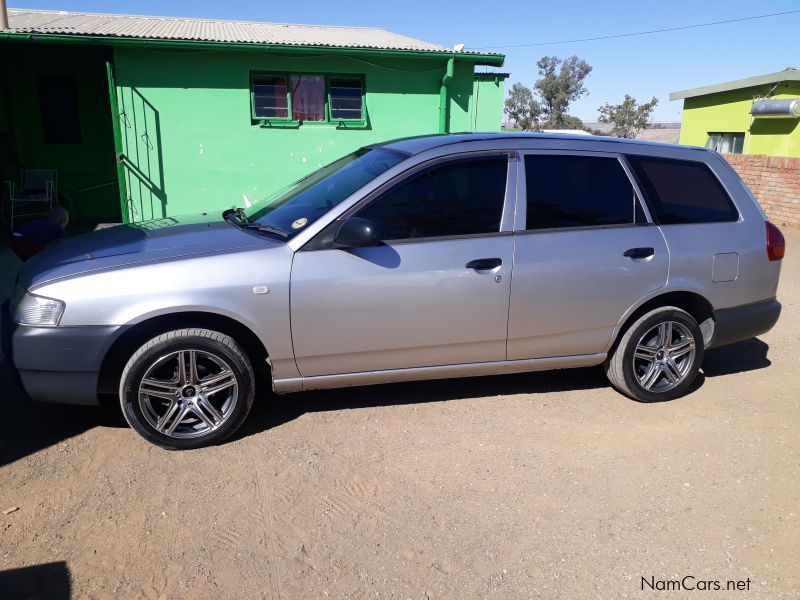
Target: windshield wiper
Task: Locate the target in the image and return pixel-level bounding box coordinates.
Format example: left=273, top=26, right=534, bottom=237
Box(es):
left=223, top=206, right=289, bottom=238
left=222, top=206, right=249, bottom=224
left=241, top=222, right=290, bottom=238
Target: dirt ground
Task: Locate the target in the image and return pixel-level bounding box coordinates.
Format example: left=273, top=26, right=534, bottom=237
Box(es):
left=1, top=232, right=798, bottom=600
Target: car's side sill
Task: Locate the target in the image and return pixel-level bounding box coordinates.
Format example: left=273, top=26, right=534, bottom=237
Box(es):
left=272, top=353, right=607, bottom=394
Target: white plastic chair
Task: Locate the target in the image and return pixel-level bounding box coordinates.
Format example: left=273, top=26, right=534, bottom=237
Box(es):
left=5, top=169, right=57, bottom=229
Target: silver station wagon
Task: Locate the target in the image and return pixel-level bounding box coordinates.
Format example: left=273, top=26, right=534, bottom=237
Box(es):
left=2, top=133, right=784, bottom=449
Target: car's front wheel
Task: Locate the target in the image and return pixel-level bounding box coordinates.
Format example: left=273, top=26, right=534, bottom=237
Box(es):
left=119, top=328, right=255, bottom=449
left=605, top=306, right=704, bottom=402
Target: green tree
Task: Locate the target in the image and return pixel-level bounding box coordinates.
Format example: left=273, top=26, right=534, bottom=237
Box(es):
left=504, top=82, right=542, bottom=131
left=505, top=55, right=592, bottom=130
left=598, top=95, right=659, bottom=139
left=534, top=55, right=593, bottom=128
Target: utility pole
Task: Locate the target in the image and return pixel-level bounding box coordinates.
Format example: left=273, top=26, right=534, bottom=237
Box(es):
left=0, top=0, right=8, bottom=29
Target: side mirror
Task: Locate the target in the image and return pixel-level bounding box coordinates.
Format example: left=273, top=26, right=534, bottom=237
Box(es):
left=333, top=217, right=380, bottom=249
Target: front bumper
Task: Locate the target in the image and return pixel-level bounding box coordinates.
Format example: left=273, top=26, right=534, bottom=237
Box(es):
left=2, top=301, right=123, bottom=406
left=709, top=298, right=781, bottom=349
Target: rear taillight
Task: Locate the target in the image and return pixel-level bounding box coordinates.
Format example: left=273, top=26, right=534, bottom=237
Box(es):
left=766, top=221, right=785, bottom=261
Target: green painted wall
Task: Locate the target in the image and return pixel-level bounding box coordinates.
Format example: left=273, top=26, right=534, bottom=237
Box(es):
left=112, top=46, right=499, bottom=221
left=471, top=74, right=507, bottom=131
left=678, top=81, right=800, bottom=157
left=0, top=43, right=120, bottom=220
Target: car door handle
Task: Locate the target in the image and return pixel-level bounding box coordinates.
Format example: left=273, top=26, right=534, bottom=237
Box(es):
left=624, top=247, right=655, bottom=259
left=466, top=257, right=502, bottom=270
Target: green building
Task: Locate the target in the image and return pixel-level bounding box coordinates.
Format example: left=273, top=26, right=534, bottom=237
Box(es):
left=670, top=68, right=800, bottom=158
left=0, top=9, right=506, bottom=224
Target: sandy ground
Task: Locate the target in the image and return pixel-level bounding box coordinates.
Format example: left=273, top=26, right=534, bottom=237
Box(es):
left=0, top=232, right=798, bottom=600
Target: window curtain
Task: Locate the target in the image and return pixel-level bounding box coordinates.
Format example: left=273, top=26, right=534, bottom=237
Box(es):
left=291, top=75, right=325, bottom=121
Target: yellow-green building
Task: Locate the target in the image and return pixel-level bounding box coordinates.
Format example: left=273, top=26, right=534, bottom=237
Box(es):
left=670, top=68, right=800, bottom=157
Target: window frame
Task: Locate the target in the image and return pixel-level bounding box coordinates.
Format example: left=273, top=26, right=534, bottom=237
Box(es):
left=516, top=150, right=655, bottom=234
left=250, top=71, right=366, bottom=128
left=706, top=132, right=745, bottom=154
left=301, top=151, right=518, bottom=250
left=250, top=72, right=292, bottom=124
left=327, top=75, right=367, bottom=126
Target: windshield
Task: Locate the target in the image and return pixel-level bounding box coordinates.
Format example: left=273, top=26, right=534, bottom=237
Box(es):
left=245, top=148, right=407, bottom=238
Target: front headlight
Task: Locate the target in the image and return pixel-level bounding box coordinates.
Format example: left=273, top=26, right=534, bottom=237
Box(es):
left=14, top=292, right=65, bottom=326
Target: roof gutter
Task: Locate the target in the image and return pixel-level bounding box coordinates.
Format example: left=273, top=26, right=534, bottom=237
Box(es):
left=0, top=31, right=506, bottom=66
left=438, top=56, right=455, bottom=134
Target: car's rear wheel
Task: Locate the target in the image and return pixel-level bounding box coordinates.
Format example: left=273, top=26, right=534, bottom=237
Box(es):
left=119, top=328, right=255, bottom=449
left=605, top=306, right=704, bottom=402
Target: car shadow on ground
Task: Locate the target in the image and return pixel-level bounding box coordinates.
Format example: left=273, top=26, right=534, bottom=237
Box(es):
left=701, top=337, right=771, bottom=377
left=236, top=365, right=610, bottom=441
left=0, top=337, right=772, bottom=459
left=0, top=561, right=71, bottom=600
left=0, top=358, right=127, bottom=467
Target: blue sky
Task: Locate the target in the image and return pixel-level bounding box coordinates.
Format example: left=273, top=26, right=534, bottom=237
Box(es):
left=10, top=0, right=800, bottom=121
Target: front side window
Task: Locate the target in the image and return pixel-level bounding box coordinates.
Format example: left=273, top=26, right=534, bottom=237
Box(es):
left=524, top=155, right=643, bottom=230
left=706, top=132, right=744, bottom=154
left=246, top=148, right=407, bottom=238
left=356, top=157, right=508, bottom=241
left=626, top=155, right=739, bottom=224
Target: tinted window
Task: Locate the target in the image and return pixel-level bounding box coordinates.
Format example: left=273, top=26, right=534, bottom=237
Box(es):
left=525, top=155, right=642, bottom=229
left=626, top=155, right=739, bottom=224
left=356, top=157, right=508, bottom=240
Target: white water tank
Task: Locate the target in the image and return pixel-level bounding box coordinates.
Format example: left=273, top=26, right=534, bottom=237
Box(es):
left=751, top=98, right=800, bottom=119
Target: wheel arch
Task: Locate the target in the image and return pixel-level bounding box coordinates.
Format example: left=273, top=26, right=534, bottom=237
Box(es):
left=97, top=311, right=270, bottom=396
left=605, top=289, right=716, bottom=357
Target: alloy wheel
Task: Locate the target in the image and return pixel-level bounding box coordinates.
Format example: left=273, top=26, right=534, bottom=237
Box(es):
left=632, top=320, right=696, bottom=393
left=138, top=349, right=239, bottom=439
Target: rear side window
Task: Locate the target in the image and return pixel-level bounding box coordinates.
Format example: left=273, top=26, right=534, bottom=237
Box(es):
left=524, top=155, right=644, bottom=230
left=356, top=156, right=507, bottom=240
left=626, top=155, right=739, bottom=224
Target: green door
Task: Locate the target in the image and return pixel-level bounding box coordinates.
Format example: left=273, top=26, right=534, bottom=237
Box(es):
left=107, top=64, right=166, bottom=223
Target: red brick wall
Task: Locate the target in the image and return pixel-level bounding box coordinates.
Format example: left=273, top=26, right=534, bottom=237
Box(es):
left=723, top=153, right=800, bottom=228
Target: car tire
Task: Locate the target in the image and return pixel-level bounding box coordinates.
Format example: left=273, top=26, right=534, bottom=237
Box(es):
left=119, top=328, right=255, bottom=449
left=605, top=306, right=704, bottom=403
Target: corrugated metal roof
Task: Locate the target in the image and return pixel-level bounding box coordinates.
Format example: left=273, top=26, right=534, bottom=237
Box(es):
left=5, top=8, right=500, bottom=57
left=670, top=67, right=800, bottom=101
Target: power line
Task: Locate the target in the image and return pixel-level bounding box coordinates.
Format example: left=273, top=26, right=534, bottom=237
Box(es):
left=471, top=10, right=800, bottom=50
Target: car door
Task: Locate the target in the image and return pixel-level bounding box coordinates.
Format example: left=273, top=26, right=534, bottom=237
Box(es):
left=290, top=153, right=516, bottom=377
left=507, top=150, right=669, bottom=360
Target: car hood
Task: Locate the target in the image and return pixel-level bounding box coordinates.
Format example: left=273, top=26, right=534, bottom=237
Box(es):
left=19, top=212, right=277, bottom=290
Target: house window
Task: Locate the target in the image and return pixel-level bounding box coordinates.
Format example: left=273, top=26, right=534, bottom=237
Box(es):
left=251, top=72, right=365, bottom=125
left=38, top=75, right=82, bottom=144
left=329, top=77, right=363, bottom=121
left=706, top=132, right=744, bottom=154
left=291, top=75, right=326, bottom=122
left=252, top=75, right=289, bottom=119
